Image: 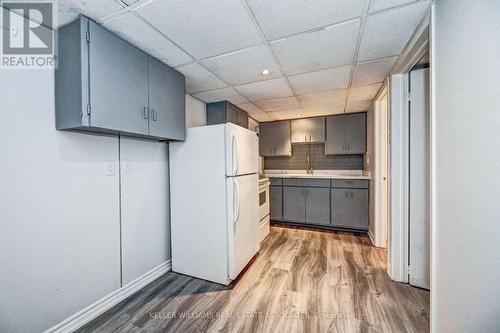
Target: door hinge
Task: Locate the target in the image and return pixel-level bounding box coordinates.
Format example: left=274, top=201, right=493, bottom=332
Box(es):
left=86, top=104, right=91, bottom=115
left=407, top=265, right=411, bottom=274
left=85, top=30, right=90, bottom=43
left=407, top=92, right=411, bottom=101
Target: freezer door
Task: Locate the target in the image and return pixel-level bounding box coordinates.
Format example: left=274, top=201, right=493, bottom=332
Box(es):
left=226, top=123, right=259, bottom=176
left=226, top=174, right=259, bottom=280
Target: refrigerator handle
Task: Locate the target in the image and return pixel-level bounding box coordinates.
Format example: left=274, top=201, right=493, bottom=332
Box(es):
left=233, top=179, right=240, bottom=224
left=232, top=134, right=239, bottom=175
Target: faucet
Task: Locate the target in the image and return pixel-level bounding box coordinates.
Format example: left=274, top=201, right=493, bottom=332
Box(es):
left=306, top=153, right=313, bottom=174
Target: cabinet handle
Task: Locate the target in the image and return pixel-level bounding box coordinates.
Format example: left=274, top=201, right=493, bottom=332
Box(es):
left=304, top=134, right=307, bottom=142
left=143, top=107, right=148, bottom=120
left=152, top=109, right=157, bottom=121
left=309, top=134, right=311, bottom=141
left=350, top=192, right=354, bottom=198
left=342, top=145, right=345, bottom=151
left=345, top=191, right=348, bottom=198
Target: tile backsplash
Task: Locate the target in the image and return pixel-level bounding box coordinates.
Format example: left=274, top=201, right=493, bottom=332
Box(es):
left=264, top=143, right=364, bottom=170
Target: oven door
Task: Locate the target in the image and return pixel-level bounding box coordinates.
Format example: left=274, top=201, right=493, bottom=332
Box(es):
left=259, top=181, right=270, bottom=221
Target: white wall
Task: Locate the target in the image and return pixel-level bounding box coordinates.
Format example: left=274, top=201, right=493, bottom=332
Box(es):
left=0, top=69, right=170, bottom=332
left=431, top=1, right=500, bottom=332
left=366, top=104, right=376, bottom=242
left=185, top=94, right=206, bottom=127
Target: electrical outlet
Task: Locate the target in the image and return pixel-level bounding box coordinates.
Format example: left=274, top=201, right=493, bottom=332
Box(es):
left=104, top=161, right=115, bottom=176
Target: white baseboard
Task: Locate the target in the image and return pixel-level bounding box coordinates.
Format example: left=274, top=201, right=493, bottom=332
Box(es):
left=44, top=260, right=171, bottom=333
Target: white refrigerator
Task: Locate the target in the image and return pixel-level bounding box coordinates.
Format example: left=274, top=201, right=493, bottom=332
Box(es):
left=169, top=123, right=260, bottom=285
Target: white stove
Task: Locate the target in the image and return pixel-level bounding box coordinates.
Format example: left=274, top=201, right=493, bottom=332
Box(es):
left=258, top=177, right=270, bottom=243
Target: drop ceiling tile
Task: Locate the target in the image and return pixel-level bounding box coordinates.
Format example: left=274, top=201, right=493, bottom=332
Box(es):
left=358, top=1, right=430, bottom=61
left=120, top=0, right=140, bottom=5
left=238, top=103, right=264, bottom=115
left=346, top=100, right=373, bottom=113
left=298, top=89, right=348, bottom=114
left=135, top=0, right=263, bottom=59
left=271, top=19, right=360, bottom=75
left=248, top=0, right=364, bottom=40
left=268, top=110, right=307, bottom=120
left=193, top=87, right=249, bottom=105
left=235, top=77, right=293, bottom=102
left=255, top=97, right=300, bottom=112
left=289, top=65, right=351, bottom=95
left=348, top=83, right=382, bottom=102
left=369, top=0, right=419, bottom=13
left=201, top=45, right=281, bottom=86
left=252, top=112, right=275, bottom=122
left=104, top=13, right=192, bottom=67
left=58, top=0, right=124, bottom=27
left=176, top=63, right=227, bottom=94
left=352, top=56, right=397, bottom=86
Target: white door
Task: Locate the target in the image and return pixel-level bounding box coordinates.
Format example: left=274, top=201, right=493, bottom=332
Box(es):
left=409, top=67, right=430, bottom=289
left=226, top=123, right=259, bottom=176
left=226, top=174, right=259, bottom=280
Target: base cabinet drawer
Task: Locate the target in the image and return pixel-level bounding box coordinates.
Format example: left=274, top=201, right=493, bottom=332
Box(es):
left=331, top=188, right=368, bottom=230
left=270, top=186, right=283, bottom=220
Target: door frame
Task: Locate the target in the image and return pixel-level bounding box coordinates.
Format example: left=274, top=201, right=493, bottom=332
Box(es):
left=386, top=11, right=431, bottom=283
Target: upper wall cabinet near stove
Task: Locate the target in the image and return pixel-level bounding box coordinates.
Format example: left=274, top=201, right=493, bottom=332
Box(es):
left=325, top=113, right=366, bottom=155
left=259, top=120, right=292, bottom=157
left=206, top=101, right=249, bottom=129
left=55, top=16, right=186, bottom=141
left=291, top=117, right=325, bottom=143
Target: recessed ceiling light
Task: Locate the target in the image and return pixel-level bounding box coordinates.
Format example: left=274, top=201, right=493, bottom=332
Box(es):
left=261, top=68, right=271, bottom=75
left=296, top=114, right=303, bottom=117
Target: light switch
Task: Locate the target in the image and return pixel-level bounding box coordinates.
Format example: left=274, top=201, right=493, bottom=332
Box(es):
left=105, top=161, right=115, bottom=176
left=122, top=159, right=132, bottom=174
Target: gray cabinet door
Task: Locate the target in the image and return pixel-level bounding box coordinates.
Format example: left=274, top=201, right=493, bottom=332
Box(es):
left=283, top=187, right=306, bottom=222
left=273, top=121, right=292, bottom=156
left=345, top=113, right=366, bottom=154
left=291, top=119, right=309, bottom=143
left=308, top=117, right=325, bottom=142
left=270, top=186, right=283, bottom=220
left=148, top=57, right=185, bottom=140
left=331, top=188, right=368, bottom=230
left=325, top=115, right=346, bottom=155
left=88, top=20, right=149, bottom=134
left=305, top=187, right=330, bottom=225
left=259, top=122, right=274, bottom=157
left=236, top=108, right=249, bottom=129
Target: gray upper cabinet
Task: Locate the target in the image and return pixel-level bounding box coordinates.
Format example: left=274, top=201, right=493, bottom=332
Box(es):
left=345, top=113, right=366, bottom=154
left=55, top=16, right=186, bottom=141
left=88, top=19, right=149, bottom=135
left=206, top=101, right=248, bottom=129
left=291, top=117, right=325, bottom=143
left=259, top=121, right=291, bottom=157
left=331, top=188, right=369, bottom=230
left=325, top=115, right=346, bottom=154
left=325, top=113, right=366, bottom=155
left=148, top=57, right=185, bottom=140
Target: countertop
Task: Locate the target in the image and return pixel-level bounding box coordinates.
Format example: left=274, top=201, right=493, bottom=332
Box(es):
left=263, top=170, right=371, bottom=180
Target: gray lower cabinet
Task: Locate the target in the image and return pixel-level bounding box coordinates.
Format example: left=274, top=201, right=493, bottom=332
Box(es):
left=55, top=16, right=185, bottom=141
left=259, top=121, right=291, bottom=157
left=283, top=187, right=306, bottom=222
left=305, top=188, right=330, bottom=225
left=331, top=188, right=369, bottom=230
left=270, top=186, right=283, bottom=220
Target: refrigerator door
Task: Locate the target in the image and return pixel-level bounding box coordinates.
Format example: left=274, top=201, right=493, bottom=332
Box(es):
left=226, top=123, right=259, bottom=176
left=226, top=173, right=259, bottom=280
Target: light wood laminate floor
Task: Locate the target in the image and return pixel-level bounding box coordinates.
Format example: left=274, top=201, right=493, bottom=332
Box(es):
left=78, top=226, right=429, bottom=333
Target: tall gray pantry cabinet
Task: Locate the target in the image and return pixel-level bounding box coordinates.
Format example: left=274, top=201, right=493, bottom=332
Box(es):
left=55, top=16, right=185, bottom=141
